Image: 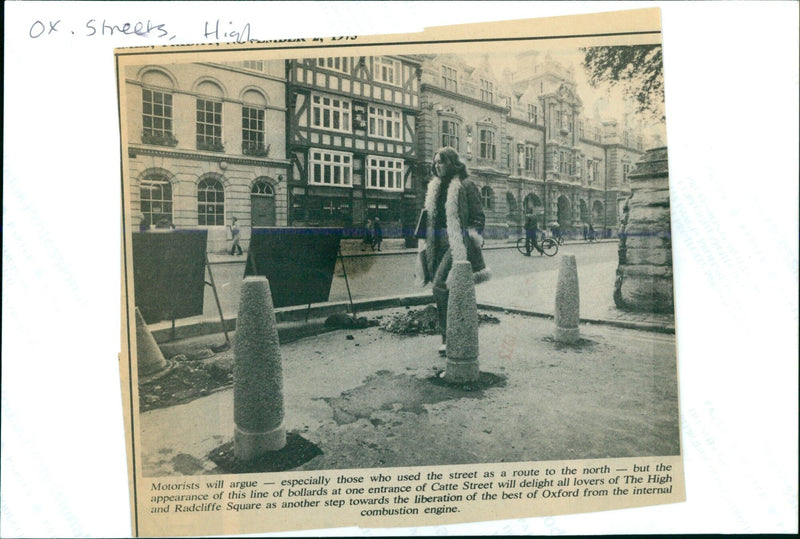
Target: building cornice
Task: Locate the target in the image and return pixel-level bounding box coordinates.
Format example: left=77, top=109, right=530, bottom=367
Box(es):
left=128, top=145, right=291, bottom=168
left=200, top=62, right=287, bottom=85
left=507, top=116, right=546, bottom=131
left=421, top=83, right=509, bottom=114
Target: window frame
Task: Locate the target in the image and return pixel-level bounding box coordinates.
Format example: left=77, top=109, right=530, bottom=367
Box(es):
left=374, top=57, right=401, bottom=87
left=317, top=57, right=351, bottom=74
left=140, top=175, right=173, bottom=226
left=141, top=88, right=175, bottom=144
left=480, top=79, right=494, bottom=103
left=368, top=104, right=403, bottom=141
left=527, top=103, right=538, bottom=124
left=241, top=105, right=266, bottom=155
left=366, top=155, right=405, bottom=192
left=480, top=186, right=494, bottom=210
left=243, top=60, right=264, bottom=72
left=308, top=148, right=353, bottom=188
left=524, top=144, right=537, bottom=175
left=441, top=65, right=457, bottom=92
left=197, top=177, right=225, bottom=226
left=196, top=98, right=223, bottom=151
left=479, top=128, right=496, bottom=160
left=311, top=93, right=352, bottom=134
left=440, top=119, right=460, bottom=151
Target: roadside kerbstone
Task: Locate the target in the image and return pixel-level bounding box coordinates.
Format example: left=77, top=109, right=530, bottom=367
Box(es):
left=135, top=306, right=169, bottom=377
left=554, top=255, right=580, bottom=344
left=234, top=276, right=286, bottom=461
left=445, top=261, right=480, bottom=383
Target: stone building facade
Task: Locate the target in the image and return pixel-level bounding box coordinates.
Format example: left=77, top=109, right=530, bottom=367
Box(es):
left=417, top=52, right=649, bottom=239
left=125, top=61, right=290, bottom=252
left=285, top=55, right=422, bottom=236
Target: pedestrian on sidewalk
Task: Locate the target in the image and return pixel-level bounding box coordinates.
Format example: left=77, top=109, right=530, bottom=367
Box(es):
left=361, top=218, right=373, bottom=251
left=372, top=217, right=383, bottom=251
left=229, top=216, right=243, bottom=256
left=415, top=147, right=490, bottom=357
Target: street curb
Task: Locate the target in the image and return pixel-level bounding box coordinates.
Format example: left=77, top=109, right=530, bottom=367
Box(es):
left=151, top=290, right=673, bottom=345
left=207, top=239, right=620, bottom=262
left=477, top=302, right=675, bottom=335
left=151, top=293, right=433, bottom=344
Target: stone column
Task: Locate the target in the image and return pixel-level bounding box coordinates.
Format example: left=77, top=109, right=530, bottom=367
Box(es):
left=554, top=255, right=580, bottom=343
left=614, top=147, right=674, bottom=312
left=444, top=261, right=480, bottom=383
left=135, top=306, right=168, bottom=377
left=234, top=276, right=286, bottom=461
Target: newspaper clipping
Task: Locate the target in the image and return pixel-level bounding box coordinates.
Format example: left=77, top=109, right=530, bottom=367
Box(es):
left=118, top=8, right=684, bottom=536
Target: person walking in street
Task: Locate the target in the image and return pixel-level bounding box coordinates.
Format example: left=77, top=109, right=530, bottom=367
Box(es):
left=361, top=218, right=373, bottom=251
left=415, top=147, right=490, bottom=357
left=372, top=217, right=383, bottom=251
left=229, top=216, right=243, bottom=256
left=523, top=214, right=541, bottom=256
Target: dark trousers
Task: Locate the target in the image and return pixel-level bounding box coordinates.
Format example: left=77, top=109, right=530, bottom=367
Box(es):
left=230, top=239, right=242, bottom=255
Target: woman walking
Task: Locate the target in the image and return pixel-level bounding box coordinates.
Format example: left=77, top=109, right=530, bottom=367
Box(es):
left=415, top=147, right=490, bottom=356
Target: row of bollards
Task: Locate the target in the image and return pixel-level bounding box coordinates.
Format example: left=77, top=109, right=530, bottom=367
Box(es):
left=136, top=255, right=580, bottom=465
left=441, top=254, right=580, bottom=383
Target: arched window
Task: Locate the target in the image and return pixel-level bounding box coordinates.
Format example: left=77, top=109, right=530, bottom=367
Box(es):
left=140, top=70, right=175, bottom=147
left=481, top=186, right=494, bottom=210
left=140, top=175, right=172, bottom=227
left=506, top=191, right=517, bottom=212
left=251, top=180, right=274, bottom=196
left=197, top=177, right=225, bottom=226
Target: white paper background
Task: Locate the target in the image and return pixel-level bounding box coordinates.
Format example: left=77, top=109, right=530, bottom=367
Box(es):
left=2, top=1, right=797, bottom=536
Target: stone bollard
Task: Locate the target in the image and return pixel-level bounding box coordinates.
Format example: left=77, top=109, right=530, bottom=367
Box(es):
left=445, top=261, right=480, bottom=383
left=234, top=276, right=286, bottom=461
left=554, top=255, right=580, bottom=344
left=614, top=147, right=674, bottom=313
left=135, top=306, right=168, bottom=377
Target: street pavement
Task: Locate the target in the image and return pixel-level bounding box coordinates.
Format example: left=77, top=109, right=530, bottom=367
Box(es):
left=140, top=310, right=680, bottom=476
left=137, top=237, right=680, bottom=478
left=151, top=237, right=673, bottom=338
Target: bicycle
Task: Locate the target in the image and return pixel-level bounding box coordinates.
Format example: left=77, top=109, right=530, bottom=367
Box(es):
left=516, top=236, right=558, bottom=257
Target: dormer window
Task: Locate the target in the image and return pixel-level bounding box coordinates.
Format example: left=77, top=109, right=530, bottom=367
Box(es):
left=374, top=57, right=401, bottom=87
left=527, top=104, right=538, bottom=124
left=480, top=79, right=494, bottom=103
left=442, top=65, right=457, bottom=92
left=317, top=57, right=351, bottom=74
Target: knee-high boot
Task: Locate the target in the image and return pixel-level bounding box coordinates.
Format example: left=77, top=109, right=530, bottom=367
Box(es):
left=433, top=287, right=449, bottom=343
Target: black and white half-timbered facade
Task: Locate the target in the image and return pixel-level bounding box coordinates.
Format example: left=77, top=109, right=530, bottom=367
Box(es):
left=286, top=55, right=422, bottom=235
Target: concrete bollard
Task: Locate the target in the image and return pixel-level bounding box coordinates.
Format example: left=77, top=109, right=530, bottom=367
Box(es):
left=135, top=306, right=168, bottom=377
left=234, top=276, right=286, bottom=461
left=445, top=261, right=480, bottom=383
left=554, top=254, right=580, bottom=344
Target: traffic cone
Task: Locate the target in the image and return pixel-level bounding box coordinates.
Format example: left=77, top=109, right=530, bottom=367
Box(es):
left=554, top=255, right=580, bottom=343
left=234, top=276, right=286, bottom=461
left=444, top=261, right=480, bottom=383
left=135, top=307, right=168, bottom=377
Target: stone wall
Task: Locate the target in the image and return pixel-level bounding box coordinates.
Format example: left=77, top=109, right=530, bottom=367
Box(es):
left=613, top=147, right=674, bottom=313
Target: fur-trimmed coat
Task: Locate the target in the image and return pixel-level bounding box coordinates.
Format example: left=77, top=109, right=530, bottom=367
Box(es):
left=415, top=176, right=491, bottom=287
